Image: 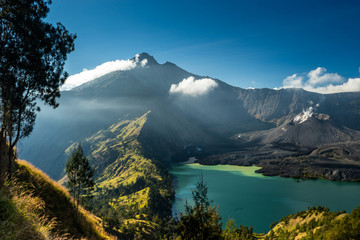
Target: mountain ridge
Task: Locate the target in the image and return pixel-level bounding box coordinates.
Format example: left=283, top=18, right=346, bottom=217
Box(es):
left=14, top=52, right=360, bottom=238
left=20, top=53, right=360, bottom=181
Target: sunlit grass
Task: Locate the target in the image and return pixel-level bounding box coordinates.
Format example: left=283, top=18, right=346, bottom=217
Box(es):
left=0, top=177, right=65, bottom=239
left=0, top=160, right=116, bottom=240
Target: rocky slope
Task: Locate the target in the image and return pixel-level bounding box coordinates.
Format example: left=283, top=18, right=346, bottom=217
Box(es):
left=198, top=108, right=360, bottom=181
left=237, top=88, right=360, bottom=130
left=238, top=107, right=360, bottom=148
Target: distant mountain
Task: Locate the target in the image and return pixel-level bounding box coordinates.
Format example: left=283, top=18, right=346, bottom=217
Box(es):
left=199, top=106, right=360, bottom=181
left=238, top=88, right=360, bottom=130
left=17, top=53, right=360, bottom=237
left=20, top=53, right=200, bottom=179
left=19, top=52, right=360, bottom=182
left=240, top=108, right=360, bottom=148
left=19, top=53, right=269, bottom=179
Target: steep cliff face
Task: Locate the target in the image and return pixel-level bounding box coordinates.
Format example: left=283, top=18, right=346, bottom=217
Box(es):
left=237, top=88, right=360, bottom=130
left=237, top=88, right=318, bottom=124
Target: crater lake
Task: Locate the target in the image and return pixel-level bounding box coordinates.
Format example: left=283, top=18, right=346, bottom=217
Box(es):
left=170, top=164, right=360, bottom=233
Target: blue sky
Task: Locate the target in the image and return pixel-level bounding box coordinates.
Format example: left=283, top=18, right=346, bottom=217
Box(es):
left=47, top=0, right=360, bottom=91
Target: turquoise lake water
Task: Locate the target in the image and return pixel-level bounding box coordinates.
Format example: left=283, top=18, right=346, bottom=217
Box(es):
left=170, top=164, right=360, bottom=233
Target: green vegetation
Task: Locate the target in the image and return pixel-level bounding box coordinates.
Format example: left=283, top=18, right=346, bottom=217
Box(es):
left=0, top=0, right=75, bottom=177
left=0, top=160, right=113, bottom=240
left=264, top=205, right=360, bottom=240
left=177, top=176, right=222, bottom=239
left=222, top=218, right=254, bottom=240
left=77, top=112, right=175, bottom=238
left=59, top=113, right=360, bottom=239
left=2, top=153, right=360, bottom=239
left=66, top=144, right=95, bottom=222
left=0, top=178, right=59, bottom=239
left=2, top=2, right=360, bottom=240
left=176, top=177, right=255, bottom=240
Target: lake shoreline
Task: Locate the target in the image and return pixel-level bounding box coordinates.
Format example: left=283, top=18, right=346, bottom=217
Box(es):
left=170, top=163, right=360, bottom=233
left=181, top=156, right=360, bottom=182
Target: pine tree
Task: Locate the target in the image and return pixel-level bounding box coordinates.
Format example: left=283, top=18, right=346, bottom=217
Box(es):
left=65, top=144, right=94, bottom=222
left=178, top=175, right=222, bottom=240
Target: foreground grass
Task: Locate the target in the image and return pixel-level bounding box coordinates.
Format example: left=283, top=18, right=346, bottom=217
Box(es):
left=0, top=179, right=57, bottom=239
left=0, top=160, right=115, bottom=240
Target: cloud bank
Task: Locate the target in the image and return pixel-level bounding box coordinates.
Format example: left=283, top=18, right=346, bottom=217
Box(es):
left=169, top=76, right=218, bottom=96
left=61, top=54, right=148, bottom=91
left=282, top=67, right=360, bottom=94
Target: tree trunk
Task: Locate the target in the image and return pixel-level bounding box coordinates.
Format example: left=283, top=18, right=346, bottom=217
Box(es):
left=0, top=132, right=8, bottom=183
left=8, top=144, right=13, bottom=175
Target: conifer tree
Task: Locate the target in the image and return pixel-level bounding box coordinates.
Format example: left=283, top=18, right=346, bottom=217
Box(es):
left=178, top=175, right=222, bottom=240
left=223, top=218, right=254, bottom=240
left=65, top=144, right=94, bottom=221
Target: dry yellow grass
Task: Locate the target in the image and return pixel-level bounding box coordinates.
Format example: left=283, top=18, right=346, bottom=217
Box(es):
left=1, top=179, right=59, bottom=239
left=262, top=207, right=351, bottom=240
left=13, top=159, right=116, bottom=240
left=270, top=212, right=325, bottom=234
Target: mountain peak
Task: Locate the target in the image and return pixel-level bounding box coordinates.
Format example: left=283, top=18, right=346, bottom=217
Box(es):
left=132, top=52, right=158, bottom=65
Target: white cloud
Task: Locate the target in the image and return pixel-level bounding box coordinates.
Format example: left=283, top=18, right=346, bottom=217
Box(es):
left=304, top=77, right=360, bottom=94
left=134, top=54, right=148, bottom=67
left=61, top=55, right=148, bottom=91
left=281, top=67, right=360, bottom=94
left=283, top=74, right=304, bottom=88
left=169, top=76, right=218, bottom=96
left=307, top=67, right=343, bottom=87
left=140, top=59, right=148, bottom=67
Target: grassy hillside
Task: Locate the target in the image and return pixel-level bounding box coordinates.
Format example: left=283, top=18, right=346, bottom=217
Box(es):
left=263, top=206, right=360, bottom=240
left=0, top=160, right=114, bottom=240
left=3, top=159, right=360, bottom=240
left=73, top=112, right=174, bottom=238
